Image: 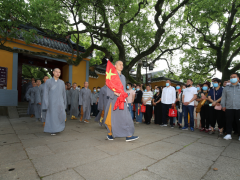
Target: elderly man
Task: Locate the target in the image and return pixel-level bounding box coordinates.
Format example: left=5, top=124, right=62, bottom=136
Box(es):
left=42, top=68, right=67, bottom=136
left=222, top=73, right=240, bottom=140
left=79, top=82, right=92, bottom=123
left=104, top=61, right=138, bottom=142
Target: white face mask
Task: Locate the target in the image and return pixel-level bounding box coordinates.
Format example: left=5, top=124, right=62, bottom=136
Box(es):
left=226, top=83, right=231, bottom=86
left=155, top=90, right=159, bottom=92
left=97, top=89, right=100, bottom=91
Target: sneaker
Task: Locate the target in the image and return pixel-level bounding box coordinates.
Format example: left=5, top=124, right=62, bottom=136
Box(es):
left=51, top=133, right=56, bottom=136
left=107, top=135, right=114, bottom=140
left=190, top=127, right=194, bottom=132
left=84, top=120, right=89, bottom=123
left=223, top=134, right=232, bottom=140
left=163, top=124, right=167, bottom=127
left=179, top=125, right=182, bottom=129
left=126, top=136, right=139, bottom=142
left=182, top=127, right=188, bottom=130
left=200, top=128, right=205, bottom=132
left=239, top=136, right=240, bottom=141
left=171, top=125, right=174, bottom=128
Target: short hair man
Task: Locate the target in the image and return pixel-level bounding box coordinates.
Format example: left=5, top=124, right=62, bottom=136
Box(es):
left=161, top=80, right=176, bottom=128
left=221, top=73, right=240, bottom=140
left=91, top=87, right=99, bottom=117
left=142, top=84, right=153, bottom=125
left=182, top=79, right=198, bottom=131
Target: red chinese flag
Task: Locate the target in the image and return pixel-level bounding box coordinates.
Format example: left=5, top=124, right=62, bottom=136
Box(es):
left=106, top=60, right=128, bottom=110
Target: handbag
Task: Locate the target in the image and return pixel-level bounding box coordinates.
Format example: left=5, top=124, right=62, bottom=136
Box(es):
left=196, top=92, right=208, bottom=113
left=168, top=107, right=177, bottom=117
left=213, top=89, right=222, bottom=110
left=141, top=105, right=146, bottom=113
left=133, top=104, right=136, bottom=111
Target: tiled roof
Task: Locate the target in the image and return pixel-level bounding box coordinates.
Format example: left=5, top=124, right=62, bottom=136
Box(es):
left=89, top=70, right=98, bottom=78
left=15, top=23, right=89, bottom=55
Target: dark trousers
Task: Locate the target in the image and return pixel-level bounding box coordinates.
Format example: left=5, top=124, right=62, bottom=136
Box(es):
left=162, top=104, right=173, bottom=125
left=91, top=103, right=98, bottom=116
left=225, top=109, right=240, bottom=134
left=184, top=105, right=194, bottom=128
left=144, top=105, right=152, bottom=124
left=200, top=105, right=210, bottom=129
left=209, top=106, right=224, bottom=129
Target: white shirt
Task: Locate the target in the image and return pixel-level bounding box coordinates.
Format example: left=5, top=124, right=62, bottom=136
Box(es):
left=143, top=91, right=153, bottom=105
left=161, top=86, right=176, bottom=104
left=183, top=87, right=198, bottom=106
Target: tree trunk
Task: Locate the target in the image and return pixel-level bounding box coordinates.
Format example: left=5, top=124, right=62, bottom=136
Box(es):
left=136, top=63, right=142, bottom=82
left=221, top=69, right=231, bottom=82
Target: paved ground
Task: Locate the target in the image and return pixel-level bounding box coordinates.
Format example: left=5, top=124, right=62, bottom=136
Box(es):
left=0, top=115, right=240, bottom=180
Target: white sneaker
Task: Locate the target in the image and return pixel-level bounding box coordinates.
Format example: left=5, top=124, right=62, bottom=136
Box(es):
left=223, top=134, right=232, bottom=140
left=51, top=133, right=56, bottom=136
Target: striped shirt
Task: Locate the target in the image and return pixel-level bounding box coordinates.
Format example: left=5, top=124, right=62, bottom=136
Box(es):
left=143, top=91, right=153, bottom=105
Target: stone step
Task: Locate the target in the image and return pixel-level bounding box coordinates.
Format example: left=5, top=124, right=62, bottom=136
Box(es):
left=19, top=113, right=31, bottom=118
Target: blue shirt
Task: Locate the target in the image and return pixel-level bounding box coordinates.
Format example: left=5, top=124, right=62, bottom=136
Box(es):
left=208, top=87, right=223, bottom=101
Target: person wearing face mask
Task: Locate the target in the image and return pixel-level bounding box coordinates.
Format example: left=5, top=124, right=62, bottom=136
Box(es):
left=178, top=85, right=186, bottom=128
left=174, top=85, right=181, bottom=126
left=208, top=78, right=224, bottom=136
left=91, top=87, right=99, bottom=117
left=161, top=80, right=176, bottom=128
left=197, top=83, right=210, bottom=132
left=126, top=83, right=135, bottom=120
left=142, top=85, right=153, bottom=125
left=194, top=84, right=202, bottom=129
left=182, top=79, right=198, bottom=131
left=134, top=84, right=143, bottom=124
left=221, top=73, right=240, bottom=140
left=152, top=86, right=162, bottom=125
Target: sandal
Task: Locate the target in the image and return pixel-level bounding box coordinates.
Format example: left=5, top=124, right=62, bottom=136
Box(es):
left=209, top=130, right=215, bottom=135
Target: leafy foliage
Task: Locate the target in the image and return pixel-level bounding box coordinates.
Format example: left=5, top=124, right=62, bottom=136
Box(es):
left=22, top=64, right=51, bottom=80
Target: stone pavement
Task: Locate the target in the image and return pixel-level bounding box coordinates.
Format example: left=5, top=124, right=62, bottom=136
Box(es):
left=0, top=115, right=240, bottom=180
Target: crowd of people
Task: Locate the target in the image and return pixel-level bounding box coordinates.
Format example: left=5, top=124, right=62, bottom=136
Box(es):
left=125, top=73, right=240, bottom=141
left=23, top=68, right=240, bottom=141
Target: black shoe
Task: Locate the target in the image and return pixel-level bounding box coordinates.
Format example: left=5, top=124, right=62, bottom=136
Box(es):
left=171, top=125, right=174, bottom=128
left=179, top=125, right=182, bottom=129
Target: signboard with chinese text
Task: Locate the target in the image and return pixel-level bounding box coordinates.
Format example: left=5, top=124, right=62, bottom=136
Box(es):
left=0, top=67, right=8, bottom=89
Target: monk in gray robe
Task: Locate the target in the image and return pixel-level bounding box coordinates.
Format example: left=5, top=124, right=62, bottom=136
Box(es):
left=79, top=81, right=92, bottom=123
left=66, top=83, right=71, bottom=115
left=39, top=76, right=49, bottom=125
left=42, top=68, right=67, bottom=136
left=95, top=85, right=109, bottom=126
left=31, top=79, right=42, bottom=121
left=26, top=82, right=36, bottom=117
left=69, top=83, right=79, bottom=119
left=104, top=61, right=138, bottom=142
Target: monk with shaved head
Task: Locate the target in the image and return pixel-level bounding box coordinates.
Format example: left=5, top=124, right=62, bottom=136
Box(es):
left=42, top=68, right=67, bottom=135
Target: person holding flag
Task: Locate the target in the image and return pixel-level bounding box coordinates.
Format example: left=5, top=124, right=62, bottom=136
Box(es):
left=104, top=60, right=139, bottom=142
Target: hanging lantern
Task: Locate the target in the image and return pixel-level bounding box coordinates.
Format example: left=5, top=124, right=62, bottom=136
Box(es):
left=149, top=62, right=154, bottom=70
left=142, top=61, right=147, bottom=67
left=138, top=60, right=142, bottom=65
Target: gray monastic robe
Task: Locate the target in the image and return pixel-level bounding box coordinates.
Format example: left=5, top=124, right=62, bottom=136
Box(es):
left=39, top=83, right=46, bottom=122
left=104, top=73, right=135, bottom=138
left=79, top=88, right=92, bottom=120
left=42, top=78, right=67, bottom=133
left=31, top=86, right=42, bottom=119
left=66, top=89, right=71, bottom=105
left=69, top=88, right=79, bottom=117
left=25, top=88, right=35, bottom=115
left=95, top=85, right=109, bottom=125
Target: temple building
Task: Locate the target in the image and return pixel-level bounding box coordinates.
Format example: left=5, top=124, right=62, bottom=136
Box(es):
left=0, top=24, right=91, bottom=106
